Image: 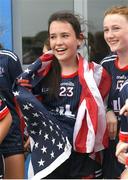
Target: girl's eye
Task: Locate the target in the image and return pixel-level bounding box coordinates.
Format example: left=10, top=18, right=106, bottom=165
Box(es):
left=103, top=28, right=108, bottom=32
left=50, top=36, right=56, bottom=40
left=112, top=26, right=120, bottom=31
left=62, top=34, right=69, bottom=38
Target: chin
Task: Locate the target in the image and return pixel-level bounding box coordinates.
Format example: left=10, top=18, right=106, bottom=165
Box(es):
left=110, top=47, right=118, bottom=52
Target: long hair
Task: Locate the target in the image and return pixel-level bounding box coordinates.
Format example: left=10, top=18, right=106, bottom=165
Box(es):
left=43, top=11, right=85, bottom=100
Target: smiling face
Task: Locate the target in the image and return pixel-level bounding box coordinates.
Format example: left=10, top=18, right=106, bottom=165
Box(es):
left=103, top=14, right=128, bottom=53
left=49, top=20, right=82, bottom=64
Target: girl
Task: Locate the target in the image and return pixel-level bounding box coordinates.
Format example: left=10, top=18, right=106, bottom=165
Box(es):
left=101, top=5, right=128, bottom=179
left=0, top=49, right=24, bottom=179
left=16, top=11, right=111, bottom=179
left=0, top=95, right=12, bottom=178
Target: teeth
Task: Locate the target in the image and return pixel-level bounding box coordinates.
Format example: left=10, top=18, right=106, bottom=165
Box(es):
left=56, top=48, right=65, bottom=51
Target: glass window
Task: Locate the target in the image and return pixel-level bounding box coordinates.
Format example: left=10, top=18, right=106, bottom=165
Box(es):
left=12, top=0, right=128, bottom=66
left=12, top=0, right=73, bottom=66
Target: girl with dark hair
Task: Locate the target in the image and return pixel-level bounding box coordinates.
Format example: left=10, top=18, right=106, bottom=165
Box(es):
left=17, top=11, right=111, bottom=179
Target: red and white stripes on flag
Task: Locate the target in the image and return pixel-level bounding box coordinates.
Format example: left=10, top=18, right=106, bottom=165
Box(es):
left=74, top=54, right=111, bottom=153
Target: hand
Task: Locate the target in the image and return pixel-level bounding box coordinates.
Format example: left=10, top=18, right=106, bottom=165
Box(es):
left=39, top=50, right=55, bottom=62
left=17, top=79, right=32, bottom=89
left=106, top=110, right=117, bottom=140
left=116, top=141, right=128, bottom=165
left=24, top=136, right=30, bottom=152
left=120, top=168, right=128, bottom=179
left=120, top=99, right=128, bottom=116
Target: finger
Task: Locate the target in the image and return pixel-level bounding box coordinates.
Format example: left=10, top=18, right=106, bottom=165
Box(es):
left=108, top=124, right=116, bottom=139
left=120, top=106, right=127, bottom=115
left=121, top=168, right=128, bottom=179
left=20, top=83, right=32, bottom=88
left=116, top=144, right=128, bottom=156
left=124, top=112, right=128, bottom=116
left=118, top=153, right=128, bottom=165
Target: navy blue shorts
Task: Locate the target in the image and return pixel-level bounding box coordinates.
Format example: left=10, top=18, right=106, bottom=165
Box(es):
left=45, top=151, right=102, bottom=179
left=102, top=139, right=125, bottom=179
left=0, top=116, right=24, bottom=157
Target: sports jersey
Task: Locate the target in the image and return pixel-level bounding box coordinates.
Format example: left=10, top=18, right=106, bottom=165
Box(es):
left=101, top=54, right=127, bottom=178
left=0, top=49, right=24, bottom=156
left=34, top=71, right=81, bottom=145
left=101, top=54, right=128, bottom=119
left=119, top=81, right=128, bottom=142
left=0, top=50, right=22, bottom=114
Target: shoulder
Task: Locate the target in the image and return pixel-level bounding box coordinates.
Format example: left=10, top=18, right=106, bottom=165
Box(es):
left=101, top=53, right=117, bottom=65
left=0, top=49, right=19, bottom=62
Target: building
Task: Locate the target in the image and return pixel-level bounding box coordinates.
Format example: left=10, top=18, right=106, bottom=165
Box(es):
left=0, top=0, right=127, bottom=67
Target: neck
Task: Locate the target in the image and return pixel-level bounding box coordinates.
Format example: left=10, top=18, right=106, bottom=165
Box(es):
left=117, top=51, right=128, bottom=67
left=60, top=58, right=78, bottom=76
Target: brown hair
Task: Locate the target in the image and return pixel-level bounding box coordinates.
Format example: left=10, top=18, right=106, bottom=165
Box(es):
left=104, top=6, right=128, bottom=20
left=42, top=11, right=85, bottom=100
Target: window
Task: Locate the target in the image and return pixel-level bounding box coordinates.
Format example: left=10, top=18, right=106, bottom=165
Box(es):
left=12, top=0, right=73, bottom=66
left=11, top=0, right=128, bottom=66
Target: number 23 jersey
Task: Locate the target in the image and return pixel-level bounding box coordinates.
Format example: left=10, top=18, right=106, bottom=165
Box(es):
left=36, top=71, right=82, bottom=145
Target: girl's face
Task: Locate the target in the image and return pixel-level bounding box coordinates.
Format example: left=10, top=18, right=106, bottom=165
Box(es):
left=103, top=14, right=128, bottom=53
left=49, top=21, right=81, bottom=63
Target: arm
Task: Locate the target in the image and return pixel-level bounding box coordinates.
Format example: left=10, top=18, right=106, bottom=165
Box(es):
left=0, top=111, right=12, bottom=144
left=0, top=97, right=12, bottom=143
left=120, top=99, right=128, bottom=116
left=106, top=109, right=118, bottom=139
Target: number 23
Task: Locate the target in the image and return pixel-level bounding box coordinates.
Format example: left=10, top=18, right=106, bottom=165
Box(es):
left=60, top=87, right=73, bottom=97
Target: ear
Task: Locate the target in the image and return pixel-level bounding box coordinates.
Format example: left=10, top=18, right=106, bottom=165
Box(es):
left=77, top=33, right=84, bottom=48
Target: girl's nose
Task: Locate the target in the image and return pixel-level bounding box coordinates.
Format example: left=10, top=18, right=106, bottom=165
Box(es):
left=56, top=37, right=63, bottom=45
left=106, top=30, right=114, bottom=38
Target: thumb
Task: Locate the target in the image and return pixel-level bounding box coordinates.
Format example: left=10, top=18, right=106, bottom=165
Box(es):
left=39, top=50, right=55, bottom=62
left=120, top=106, right=127, bottom=115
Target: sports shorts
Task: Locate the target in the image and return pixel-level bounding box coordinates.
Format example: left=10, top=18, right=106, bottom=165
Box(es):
left=45, top=151, right=102, bottom=179
left=0, top=115, right=24, bottom=157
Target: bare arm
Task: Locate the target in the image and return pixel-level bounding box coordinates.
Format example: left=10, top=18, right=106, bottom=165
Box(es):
left=0, top=112, right=12, bottom=144
left=120, top=99, right=128, bottom=116
left=106, top=110, right=117, bottom=139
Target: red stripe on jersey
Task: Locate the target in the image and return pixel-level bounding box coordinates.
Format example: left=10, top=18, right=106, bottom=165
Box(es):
left=0, top=107, right=10, bottom=120
left=119, top=132, right=128, bottom=143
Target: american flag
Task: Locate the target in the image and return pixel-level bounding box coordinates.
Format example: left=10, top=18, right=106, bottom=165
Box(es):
left=13, top=56, right=72, bottom=179
left=13, top=52, right=111, bottom=179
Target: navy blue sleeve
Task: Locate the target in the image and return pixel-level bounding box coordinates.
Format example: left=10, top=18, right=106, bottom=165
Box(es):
left=7, top=52, right=23, bottom=84
left=120, top=81, right=128, bottom=133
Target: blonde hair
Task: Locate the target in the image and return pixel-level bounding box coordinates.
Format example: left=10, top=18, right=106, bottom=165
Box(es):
left=104, top=6, right=128, bottom=20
